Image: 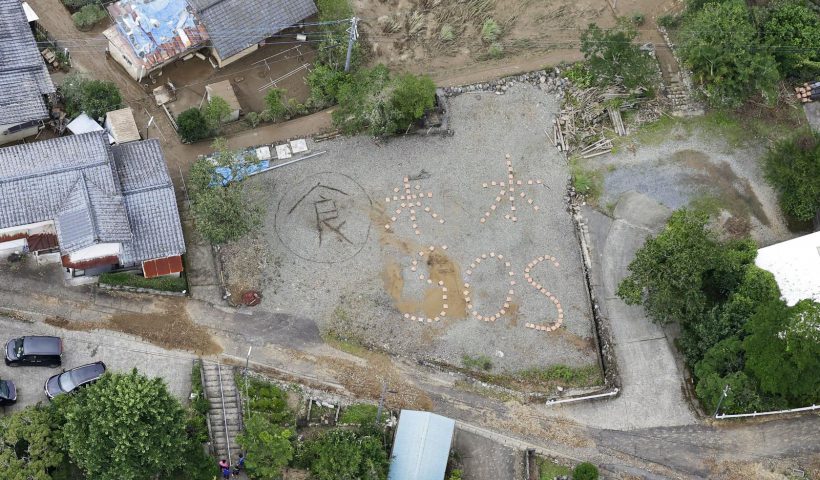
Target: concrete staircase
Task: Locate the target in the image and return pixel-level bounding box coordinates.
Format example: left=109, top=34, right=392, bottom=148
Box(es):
left=202, top=362, right=243, bottom=467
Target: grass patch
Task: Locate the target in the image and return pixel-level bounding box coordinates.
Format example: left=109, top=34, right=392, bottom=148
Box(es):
left=235, top=375, right=294, bottom=425
left=537, top=457, right=572, bottom=480
left=339, top=403, right=379, bottom=425
left=188, top=362, right=209, bottom=443
left=570, top=157, right=603, bottom=202
left=516, top=364, right=601, bottom=387
left=99, top=272, right=187, bottom=292
left=462, top=354, right=493, bottom=371
left=689, top=192, right=723, bottom=217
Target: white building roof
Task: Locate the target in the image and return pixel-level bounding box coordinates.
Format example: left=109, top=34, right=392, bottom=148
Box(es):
left=755, top=231, right=820, bottom=306
left=105, top=107, right=141, bottom=143
left=388, top=410, right=455, bottom=480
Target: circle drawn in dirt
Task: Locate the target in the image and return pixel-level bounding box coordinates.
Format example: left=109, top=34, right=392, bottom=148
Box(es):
left=275, top=172, right=372, bottom=263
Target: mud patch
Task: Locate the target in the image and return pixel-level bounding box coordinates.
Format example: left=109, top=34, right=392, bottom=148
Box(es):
left=46, top=299, right=221, bottom=355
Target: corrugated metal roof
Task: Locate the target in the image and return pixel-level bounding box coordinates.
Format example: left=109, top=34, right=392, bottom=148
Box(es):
left=388, top=410, right=455, bottom=480
left=190, top=0, right=317, bottom=59
left=0, top=0, right=54, bottom=126
left=106, top=108, right=141, bottom=143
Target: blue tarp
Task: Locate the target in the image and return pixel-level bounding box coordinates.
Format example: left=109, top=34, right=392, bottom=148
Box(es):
left=115, top=0, right=200, bottom=59
left=205, top=147, right=270, bottom=186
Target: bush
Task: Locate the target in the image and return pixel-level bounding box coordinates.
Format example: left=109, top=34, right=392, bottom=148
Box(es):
left=763, top=130, right=820, bottom=221
left=99, top=272, right=187, bottom=292
left=294, top=427, right=389, bottom=480
left=62, top=0, right=97, bottom=9
left=237, top=416, right=293, bottom=479
left=440, top=24, right=455, bottom=42
left=72, top=4, right=106, bottom=31
left=244, top=111, right=260, bottom=128
left=481, top=18, right=501, bottom=43
left=204, top=95, right=232, bottom=131
left=631, top=13, right=645, bottom=26
left=572, top=462, right=599, bottom=480
left=580, top=20, right=656, bottom=89
left=762, top=1, right=820, bottom=79
left=488, top=42, right=504, bottom=59
left=61, top=74, right=122, bottom=120
left=678, top=0, right=778, bottom=108
left=306, top=64, right=350, bottom=108
left=332, top=65, right=436, bottom=136
left=262, top=88, right=287, bottom=122
left=177, top=108, right=211, bottom=143
left=237, top=377, right=292, bottom=424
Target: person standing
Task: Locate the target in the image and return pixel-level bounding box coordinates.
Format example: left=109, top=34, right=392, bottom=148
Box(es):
left=222, top=466, right=231, bottom=480
left=232, top=453, right=245, bottom=477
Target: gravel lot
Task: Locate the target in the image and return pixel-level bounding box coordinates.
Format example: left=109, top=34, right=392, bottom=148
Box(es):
left=593, top=125, right=795, bottom=246
left=0, top=315, right=193, bottom=413
left=247, top=84, right=598, bottom=374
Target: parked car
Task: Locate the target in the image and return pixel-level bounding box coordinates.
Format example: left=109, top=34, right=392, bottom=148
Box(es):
left=44, top=361, right=106, bottom=399
left=4, top=336, right=62, bottom=367
left=0, top=378, right=16, bottom=406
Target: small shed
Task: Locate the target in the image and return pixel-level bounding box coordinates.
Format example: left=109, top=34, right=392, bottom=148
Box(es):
left=755, top=231, right=820, bottom=306
left=205, top=80, right=240, bottom=122
left=388, top=410, right=455, bottom=480
left=105, top=107, right=141, bottom=144
left=67, top=113, right=114, bottom=143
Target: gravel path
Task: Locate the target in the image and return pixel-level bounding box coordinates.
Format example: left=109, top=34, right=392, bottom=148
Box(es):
left=253, top=84, right=598, bottom=374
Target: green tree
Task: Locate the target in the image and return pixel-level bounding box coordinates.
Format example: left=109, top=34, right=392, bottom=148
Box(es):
left=296, top=427, right=389, bottom=480
left=763, top=130, right=820, bottom=221
left=678, top=0, right=779, bottom=108
left=617, top=209, right=719, bottom=325
left=744, top=300, right=820, bottom=405
left=237, top=416, right=293, bottom=479
left=204, top=95, right=232, bottom=132
left=580, top=20, right=656, bottom=89
left=72, top=4, right=106, bottom=31
left=188, top=139, right=262, bottom=244
left=306, top=64, right=350, bottom=108
left=177, top=108, right=211, bottom=143
left=0, top=406, right=63, bottom=480
left=572, top=462, right=599, bottom=480
left=262, top=88, right=287, bottom=122
left=695, top=369, right=766, bottom=414
left=387, top=74, right=437, bottom=134
left=762, top=1, right=820, bottom=79
left=61, top=74, right=122, bottom=120
left=315, top=0, right=357, bottom=70
left=60, top=370, right=189, bottom=480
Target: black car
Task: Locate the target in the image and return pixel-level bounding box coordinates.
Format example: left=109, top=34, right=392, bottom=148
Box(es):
left=44, top=361, right=106, bottom=399
left=5, top=336, right=62, bottom=367
left=0, top=379, right=16, bottom=406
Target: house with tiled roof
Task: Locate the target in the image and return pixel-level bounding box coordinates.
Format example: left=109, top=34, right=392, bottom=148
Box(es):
left=0, top=0, right=55, bottom=145
left=0, top=131, right=186, bottom=280
left=103, top=0, right=316, bottom=81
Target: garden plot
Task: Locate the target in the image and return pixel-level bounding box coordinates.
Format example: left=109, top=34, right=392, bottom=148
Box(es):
left=244, top=84, right=599, bottom=378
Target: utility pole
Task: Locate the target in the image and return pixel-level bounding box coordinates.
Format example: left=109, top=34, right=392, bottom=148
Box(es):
left=713, top=384, right=730, bottom=417
left=344, top=17, right=359, bottom=72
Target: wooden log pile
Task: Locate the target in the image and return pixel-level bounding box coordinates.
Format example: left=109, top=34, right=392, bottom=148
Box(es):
left=795, top=81, right=820, bottom=103
left=580, top=137, right=613, bottom=158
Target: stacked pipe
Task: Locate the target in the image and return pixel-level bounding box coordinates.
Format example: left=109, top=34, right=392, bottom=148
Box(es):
left=795, top=81, right=820, bottom=103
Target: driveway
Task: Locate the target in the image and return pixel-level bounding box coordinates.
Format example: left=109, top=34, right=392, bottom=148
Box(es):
left=0, top=315, right=193, bottom=413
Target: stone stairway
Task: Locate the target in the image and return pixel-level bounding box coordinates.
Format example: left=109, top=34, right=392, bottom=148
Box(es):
left=202, top=362, right=243, bottom=467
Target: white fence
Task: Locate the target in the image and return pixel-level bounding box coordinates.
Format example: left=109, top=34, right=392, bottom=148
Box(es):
left=715, top=404, right=819, bottom=419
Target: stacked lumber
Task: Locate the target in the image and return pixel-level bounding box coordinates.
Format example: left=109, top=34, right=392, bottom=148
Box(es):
left=795, top=81, right=820, bottom=103
left=607, top=107, right=626, bottom=136
left=580, top=137, right=613, bottom=158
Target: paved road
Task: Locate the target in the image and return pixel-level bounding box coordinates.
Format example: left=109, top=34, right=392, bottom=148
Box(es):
left=0, top=315, right=193, bottom=413
left=541, top=192, right=697, bottom=430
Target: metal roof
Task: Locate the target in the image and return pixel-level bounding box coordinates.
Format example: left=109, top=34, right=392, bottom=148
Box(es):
left=105, top=108, right=141, bottom=143
left=388, top=410, right=455, bottom=480
left=756, top=231, right=820, bottom=306
left=0, top=0, right=54, bottom=126
left=206, top=80, right=240, bottom=111
left=189, top=0, right=317, bottom=59
left=0, top=132, right=185, bottom=265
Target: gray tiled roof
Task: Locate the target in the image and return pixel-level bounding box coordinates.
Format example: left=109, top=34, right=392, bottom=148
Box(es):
left=112, top=140, right=186, bottom=264
left=189, top=0, right=317, bottom=59
left=0, top=132, right=185, bottom=264
left=0, top=0, right=55, bottom=126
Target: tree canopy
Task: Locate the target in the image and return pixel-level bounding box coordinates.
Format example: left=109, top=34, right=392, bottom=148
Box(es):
left=763, top=130, right=820, bottom=221
left=762, top=0, right=820, bottom=79
left=61, top=74, right=123, bottom=120
left=237, top=416, right=293, bottom=479
left=580, top=20, right=656, bottom=89
left=177, top=108, right=211, bottom=143
left=0, top=406, right=64, bottom=480
left=204, top=96, right=232, bottom=132
left=60, top=370, right=189, bottom=480
left=678, top=0, right=779, bottom=108
left=295, top=427, right=389, bottom=480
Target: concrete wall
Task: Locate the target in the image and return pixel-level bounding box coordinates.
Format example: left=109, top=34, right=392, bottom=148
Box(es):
left=0, top=124, right=39, bottom=145
left=108, top=40, right=144, bottom=81
left=0, top=238, right=27, bottom=257
left=0, top=220, right=55, bottom=239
